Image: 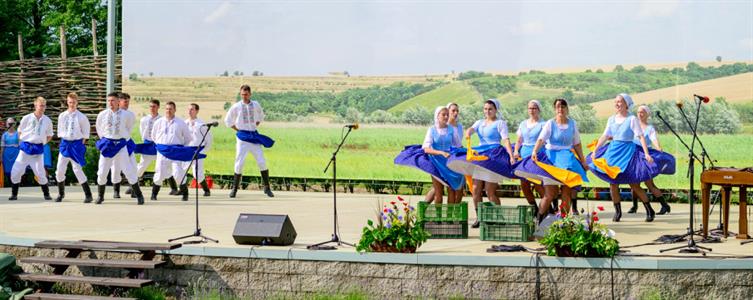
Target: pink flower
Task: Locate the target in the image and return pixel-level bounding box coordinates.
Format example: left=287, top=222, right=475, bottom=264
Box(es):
left=592, top=211, right=597, bottom=216
left=597, top=206, right=605, bottom=211
left=593, top=216, right=599, bottom=221
left=390, top=201, right=396, bottom=205
left=383, top=208, right=388, bottom=213
left=397, top=196, right=405, bottom=201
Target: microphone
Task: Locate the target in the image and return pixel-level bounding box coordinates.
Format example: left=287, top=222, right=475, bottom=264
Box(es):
left=694, top=94, right=710, bottom=103
left=345, top=123, right=359, bottom=130
left=656, top=111, right=661, bottom=118
left=675, top=100, right=684, bottom=109
left=202, top=121, right=219, bottom=127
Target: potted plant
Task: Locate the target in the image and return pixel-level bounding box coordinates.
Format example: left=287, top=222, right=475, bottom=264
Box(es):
left=356, top=196, right=430, bottom=253
left=539, top=205, right=620, bottom=257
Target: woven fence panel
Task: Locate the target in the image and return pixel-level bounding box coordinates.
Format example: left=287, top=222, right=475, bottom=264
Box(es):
left=0, top=55, right=122, bottom=125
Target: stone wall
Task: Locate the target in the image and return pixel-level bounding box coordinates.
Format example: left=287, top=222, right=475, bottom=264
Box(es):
left=2, top=245, right=752, bottom=299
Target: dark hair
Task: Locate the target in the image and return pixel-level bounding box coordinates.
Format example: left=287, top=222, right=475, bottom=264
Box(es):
left=484, top=100, right=497, bottom=110
left=190, top=103, right=199, bottom=111
left=107, top=92, right=119, bottom=98
left=166, top=101, right=176, bottom=108
left=553, top=98, right=568, bottom=107
left=122, top=93, right=131, bottom=100
left=240, top=85, right=251, bottom=92
left=150, top=99, right=160, bottom=106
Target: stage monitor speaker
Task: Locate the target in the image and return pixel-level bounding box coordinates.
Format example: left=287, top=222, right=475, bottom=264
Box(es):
left=232, top=214, right=297, bottom=246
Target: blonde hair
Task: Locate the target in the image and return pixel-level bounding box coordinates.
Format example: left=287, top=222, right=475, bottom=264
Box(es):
left=34, top=96, right=46, bottom=105
left=67, top=92, right=78, bottom=100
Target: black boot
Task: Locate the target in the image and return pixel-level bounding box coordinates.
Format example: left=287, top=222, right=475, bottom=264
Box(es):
left=537, top=213, right=547, bottom=225
left=472, top=207, right=480, bottom=228
left=96, top=185, right=106, bottom=204
left=229, top=173, right=241, bottom=198
left=125, top=181, right=133, bottom=195
left=627, top=196, right=638, bottom=214
left=200, top=180, right=211, bottom=197
left=112, top=183, right=121, bottom=199
left=168, top=177, right=179, bottom=195
left=643, top=201, right=655, bottom=222
left=150, top=185, right=160, bottom=201
left=261, top=170, right=274, bottom=197
left=55, top=182, right=65, bottom=202
left=570, top=198, right=579, bottom=215
left=550, top=197, right=559, bottom=215
left=82, top=183, right=93, bottom=203
left=41, top=185, right=52, bottom=201
left=612, top=203, right=622, bottom=222
left=180, top=184, right=189, bottom=201
left=131, top=184, right=144, bottom=205
left=9, top=183, right=19, bottom=201
left=656, top=195, right=671, bottom=215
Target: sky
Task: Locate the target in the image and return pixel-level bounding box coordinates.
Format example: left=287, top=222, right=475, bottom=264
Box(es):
left=123, top=0, right=753, bottom=76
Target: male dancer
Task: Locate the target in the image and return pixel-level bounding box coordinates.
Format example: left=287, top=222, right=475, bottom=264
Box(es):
left=55, top=92, right=93, bottom=202
left=224, top=85, right=274, bottom=198
left=95, top=92, right=144, bottom=204
left=150, top=101, right=196, bottom=201
left=185, top=103, right=212, bottom=196
left=9, top=96, right=53, bottom=201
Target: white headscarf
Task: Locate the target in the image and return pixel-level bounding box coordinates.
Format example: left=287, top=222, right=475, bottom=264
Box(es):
left=637, top=105, right=651, bottom=117
left=619, top=93, right=634, bottom=110
left=487, top=98, right=503, bottom=120
left=433, top=106, right=447, bottom=129
left=528, top=99, right=541, bottom=111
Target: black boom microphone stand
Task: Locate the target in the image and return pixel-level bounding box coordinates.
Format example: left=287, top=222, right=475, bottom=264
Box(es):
left=656, top=100, right=711, bottom=254
left=307, top=124, right=358, bottom=250
left=169, top=122, right=219, bottom=244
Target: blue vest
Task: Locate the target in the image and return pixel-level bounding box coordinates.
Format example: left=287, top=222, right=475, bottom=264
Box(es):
left=430, top=126, right=455, bottom=152
left=476, top=120, right=503, bottom=146
left=519, top=120, right=545, bottom=146
left=633, top=125, right=654, bottom=148
left=607, top=115, right=636, bottom=142
left=548, top=119, right=576, bottom=148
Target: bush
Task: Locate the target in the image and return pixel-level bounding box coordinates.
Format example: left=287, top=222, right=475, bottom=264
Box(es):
left=649, top=97, right=742, bottom=134
left=364, top=110, right=397, bottom=123
left=400, top=106, right=432, bottom=125
left=569, top=104, right=600, bottom=133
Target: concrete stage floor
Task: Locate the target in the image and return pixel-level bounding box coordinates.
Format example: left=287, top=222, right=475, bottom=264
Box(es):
left=0, top=187, right=751, bottom=258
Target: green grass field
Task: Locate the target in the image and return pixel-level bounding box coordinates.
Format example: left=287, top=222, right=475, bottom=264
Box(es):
left=132, top=124, right=753, bottom=189
left=388, top=82, right=482, bottom=113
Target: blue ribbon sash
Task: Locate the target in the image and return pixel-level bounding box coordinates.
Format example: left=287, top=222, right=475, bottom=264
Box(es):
left=135, top=140, right=157, bottom=155
left=60, top=139, right=87, bottom=166
left=155, top=144, right=206, bottom=162
left=96, top=138, right=128, bottom=158
left=236, top=130, right=275, bottom=148
left=19, top=141, right=44, bottom=155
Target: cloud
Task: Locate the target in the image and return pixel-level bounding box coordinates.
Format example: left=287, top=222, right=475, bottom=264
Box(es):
left=204, top=1, right=232, bottom=24
left=637, top=0, right=679, bottom=18
left=509, top=21, right=544, bottom=36
left=740, top=38, right=753, bottom=50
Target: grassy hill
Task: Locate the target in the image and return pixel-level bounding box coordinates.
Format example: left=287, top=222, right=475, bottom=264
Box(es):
left=388, top=81, right=482, bottom=113
left=591, top=72, right=753, bottom=117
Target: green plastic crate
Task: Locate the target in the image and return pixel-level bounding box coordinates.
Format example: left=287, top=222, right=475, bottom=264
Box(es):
left=417, top=201, right=469, bottom=222
left=479, top=222, right=535, bottom=242
left=421, top=221, right=468, bottom=239
left=478, top=202, right=535, bottom=224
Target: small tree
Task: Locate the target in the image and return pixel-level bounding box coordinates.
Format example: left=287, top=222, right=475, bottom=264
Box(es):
left=223, top=102, right=232, bottom=110
left=716, top=56, right=722, bottom=63
left=221, top=71, right=229, bottom=77
left=128, top=73, right=138, bottom=81
left=149, top=72, right=153, bottom=77
left=569, top=104, right=599, bottom=133
left=613, top=65, right=624, bottom=72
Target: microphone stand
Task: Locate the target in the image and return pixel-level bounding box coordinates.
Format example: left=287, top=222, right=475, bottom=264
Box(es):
left=169, top=123, right=219, bottom=244
left=307, top=126, right=355, bottom=250
left=656, top=110, right=711, bottom=254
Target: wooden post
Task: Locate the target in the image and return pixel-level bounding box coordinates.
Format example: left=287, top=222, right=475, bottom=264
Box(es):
left=59, top=25, right=67, bottom=59
left=92, top=18, right=98, bottom=57
left=17, top=33, right=24, bottom=60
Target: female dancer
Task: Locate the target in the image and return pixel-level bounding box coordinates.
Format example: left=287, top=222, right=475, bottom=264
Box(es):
left=395, top=106, right=463, bottom=204
left=625, top=105, right=674, bottom=214
left=587, top=94, right=658, bottom=222
left=447, top=99, right=515, bottom=228
left=1, top=118, right=20, bottom=187
left=424, top=102, right=464, bottom=204
left=514, top=99, right=589, bottom=224
left=512, top=100, right=546, bottom=208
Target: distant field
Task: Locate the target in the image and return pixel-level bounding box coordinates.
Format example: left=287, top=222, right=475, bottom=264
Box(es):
left=388, top=82, right=482, bottom=113
left=591, top=72, right=753, bottom=117
left=123, top=74, right=450, bottom=102
left=130, top=123, right=753, bottom=189
left=489, top=60, right=753, bottom=75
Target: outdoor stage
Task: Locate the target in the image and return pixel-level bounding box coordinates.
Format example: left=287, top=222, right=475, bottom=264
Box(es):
left=1, top=187, right=752, bottom=299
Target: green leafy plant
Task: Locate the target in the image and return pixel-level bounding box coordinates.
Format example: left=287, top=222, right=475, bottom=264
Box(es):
left=356, top=196, right=430, bottom=253
left=539, top=205, right=620, bottom=257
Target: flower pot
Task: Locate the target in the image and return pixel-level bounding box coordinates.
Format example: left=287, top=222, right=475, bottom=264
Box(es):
left=369, top=242, right=417, bottom=253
